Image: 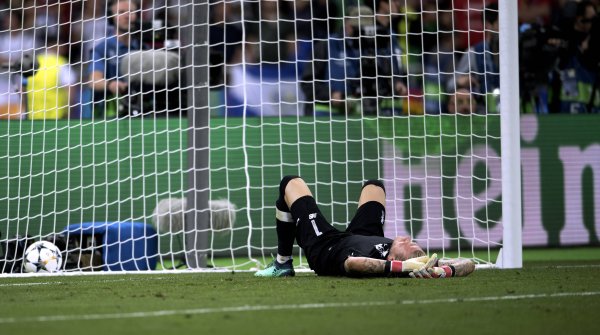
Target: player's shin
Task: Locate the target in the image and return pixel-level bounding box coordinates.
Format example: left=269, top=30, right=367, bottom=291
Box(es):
left=275, top=176, right=299, bottom=261
left=276, top=205, right=295, bottom=262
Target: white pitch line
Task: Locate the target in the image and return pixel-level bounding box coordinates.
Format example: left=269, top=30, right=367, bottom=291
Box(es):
left=0, top=291, right=598, bottom=324
left=0, top=277, right=175, bottom=288
left=2, top=263, right=599, bottom=287
left=0, top=282, right=64, bottom=287
left=554, top=264, right=600, bottom=269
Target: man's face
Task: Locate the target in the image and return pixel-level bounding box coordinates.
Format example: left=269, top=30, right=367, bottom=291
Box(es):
left=112, top=1, right=138, bottom=33
left=448, top=89, right=475, bottom=114
left=387, top=236, right=425, bottom=261
left=575, top=5, right=597, bottom=34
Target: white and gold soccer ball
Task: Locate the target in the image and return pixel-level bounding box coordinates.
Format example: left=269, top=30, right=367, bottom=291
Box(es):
left=23, top=241, right=63, bottom=273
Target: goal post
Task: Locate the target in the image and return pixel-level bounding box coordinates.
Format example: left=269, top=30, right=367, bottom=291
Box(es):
left=0, top=0, right=523, bottom=275
left=498, top=0, right=522, bottom=269
left=182, top=0, right=210, bottom=269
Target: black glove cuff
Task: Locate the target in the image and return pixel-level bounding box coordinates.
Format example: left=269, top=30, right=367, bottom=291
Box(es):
left=449, top=265, right=456, bottom=277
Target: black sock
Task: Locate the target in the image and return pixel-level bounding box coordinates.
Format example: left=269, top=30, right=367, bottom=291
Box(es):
left=276, top=221, right=295, bottom=257
left=276, top=199, right=295, bottom=257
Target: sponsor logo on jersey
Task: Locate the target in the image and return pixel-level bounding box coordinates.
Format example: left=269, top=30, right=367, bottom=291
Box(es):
left=374, top=243, right=389, bottom=258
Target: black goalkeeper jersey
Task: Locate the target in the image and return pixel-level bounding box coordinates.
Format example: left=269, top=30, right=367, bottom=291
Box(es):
left=290, top=194, right=391, bottom=276
left=311, top=233, right=393, bottom=276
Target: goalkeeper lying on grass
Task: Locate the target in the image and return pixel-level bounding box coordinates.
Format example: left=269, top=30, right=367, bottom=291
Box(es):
left=255, top=176, right=475, bottom=279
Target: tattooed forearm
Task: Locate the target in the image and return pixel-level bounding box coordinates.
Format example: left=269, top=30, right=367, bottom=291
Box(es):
left=342, top=256, right=475, bottom=278
left=344, top=257, right=386, bottom=274
left=438, top=258, right=476, bottom=277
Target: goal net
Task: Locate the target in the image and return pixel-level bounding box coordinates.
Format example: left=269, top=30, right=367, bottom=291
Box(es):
left=0, top=0, right=520, bottom=274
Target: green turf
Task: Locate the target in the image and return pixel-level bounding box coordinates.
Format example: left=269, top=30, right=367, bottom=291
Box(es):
left=1, top=248, right=599, bottom=335
left=521, top=247, right=600, bottom=261
left=163, top=247, right=600, bottom=270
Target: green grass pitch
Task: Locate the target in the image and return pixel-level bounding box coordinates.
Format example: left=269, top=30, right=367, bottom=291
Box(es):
left=1, top=248, right=599, bottom=335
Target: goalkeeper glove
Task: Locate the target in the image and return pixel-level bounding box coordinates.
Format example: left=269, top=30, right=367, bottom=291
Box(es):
left=408, top=253, right=439, bottom=279
left=385, top=254, right=438, bottom=277
left=410, top=265, right=455, bottom=279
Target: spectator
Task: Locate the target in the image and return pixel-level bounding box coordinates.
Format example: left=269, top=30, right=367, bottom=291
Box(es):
left=245, top=0, right=296, bottom=64
left=293, top=0, right=340, bottom=72
left=0, top=10, right=36, bottom=119
left=208, top=0, right=244, bottom=116
left=293, top=0, right=339, bottom=40
left=209, top=0, right=243, bottom=87
left=21, top=0, right=61, bottom=47
left=396, top=0, right=455, bottom=114
left=451, top=0, right=497, bottom=51
left=368, top=0, right=401, bottom=33
left=449, top=3, right=500, bottom=96
left=367, top=0, right=408, bottom=95
left=519, top=0, right=555, bottom=25
left=301, top=5, right=406, bottom=116
left=139, top=0, right=180, bottom=24
left=551, top=0, right=599, bottom=113
left=137, top=0, right=180, bottom=49
left=224, top=0, right=309, bottom=117
left=72, top=0, right=113, bottom=63
left=81, top=0, right=143, bottom=118
left=25, top=34, right=77, bottom=120
left=445, top=88, right=478, bottom=115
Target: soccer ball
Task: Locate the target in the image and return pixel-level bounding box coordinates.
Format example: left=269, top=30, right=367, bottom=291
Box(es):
left=23, top=241, right=63, bottom=273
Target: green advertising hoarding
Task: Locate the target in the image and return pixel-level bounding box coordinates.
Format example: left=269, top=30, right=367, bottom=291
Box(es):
left=0, top=115, right=598, bottom=250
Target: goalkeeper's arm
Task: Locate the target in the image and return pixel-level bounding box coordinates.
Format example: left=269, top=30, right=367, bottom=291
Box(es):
left=343, top=255, right=435, bottom=277
left=436, top=258, right=476, bottom=277
left=395, top=257, right=476, bottom=279
left=418, top=258, right=476, bottom=278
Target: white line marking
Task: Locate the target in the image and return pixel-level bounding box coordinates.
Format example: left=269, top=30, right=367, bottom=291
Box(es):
left=0, top=268, right=237, bottom=279
left=0, top=277, right=172, bottom=287
left=553, top=264, right=600, bottom=269
left=0, top=291, right=598, bottom=324
left=0, top=282, right=64, bottom=287
left=2, top=263, right=599, bottom=287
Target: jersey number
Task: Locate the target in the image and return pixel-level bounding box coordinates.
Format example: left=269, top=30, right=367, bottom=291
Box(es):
left=308, top=213, right=323, bottom=236
left=311, top=220, right=323, bottom=236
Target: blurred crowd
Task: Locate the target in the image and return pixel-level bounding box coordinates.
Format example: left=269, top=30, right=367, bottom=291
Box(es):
left=0, top=0, right=181, bottom=119
left=0, top=0, right=598, bottom=119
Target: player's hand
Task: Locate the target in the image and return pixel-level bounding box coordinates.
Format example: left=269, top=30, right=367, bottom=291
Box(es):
left=409, top=269, right=429, bottom=278
left=387, top=253, right=441, bottom=277
left=404, top=255, right=429, bottom=264
left=427, top=266, right=453, bottom=278
left=400, top=255, right=430, bottom=272
left=408, top=253, right=438, bottom=279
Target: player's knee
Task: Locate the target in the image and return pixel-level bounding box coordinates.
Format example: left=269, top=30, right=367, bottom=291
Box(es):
left=279, top=175, right=302, bottom=198
left=362, top=179, right=385, bottom=193
left=359, top=179, right=386, bottom=207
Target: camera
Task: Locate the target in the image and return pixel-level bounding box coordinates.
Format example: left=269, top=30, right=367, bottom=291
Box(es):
left=519, top=1, right=599, bottom=113
left=118, top=20, right=182, bottom=117
left=139, top=20, right=178, bottom=49
left=518, top=23, right=567, bottom=90
left=0, top=53, right=39, bottom=77
left=581, top=15, right=600, bottom=72
left=118, top=49, right=182, bottom=117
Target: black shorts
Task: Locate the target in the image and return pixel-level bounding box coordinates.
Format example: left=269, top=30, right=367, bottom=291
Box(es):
left=290, top=196, right=387, bottom=275
left=345, top=200, right=386, bottom=237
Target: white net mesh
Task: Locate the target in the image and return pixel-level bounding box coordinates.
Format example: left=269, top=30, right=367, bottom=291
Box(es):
left=0, top=0, right=508, bottom=274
